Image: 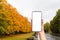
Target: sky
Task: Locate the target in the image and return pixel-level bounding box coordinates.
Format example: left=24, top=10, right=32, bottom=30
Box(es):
left=7, top=0, right=60, bottom=23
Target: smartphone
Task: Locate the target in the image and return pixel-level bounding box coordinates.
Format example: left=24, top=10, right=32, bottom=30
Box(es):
left=32, top=11, right=42, bottom=32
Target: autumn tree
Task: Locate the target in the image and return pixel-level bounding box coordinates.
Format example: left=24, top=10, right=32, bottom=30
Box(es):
left=0, top=0, right=32, bottom=35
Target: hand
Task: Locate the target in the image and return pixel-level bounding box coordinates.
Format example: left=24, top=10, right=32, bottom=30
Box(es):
left=38, top=19, right=47, bottom=40
left=40, top=19, right=44, bottom=33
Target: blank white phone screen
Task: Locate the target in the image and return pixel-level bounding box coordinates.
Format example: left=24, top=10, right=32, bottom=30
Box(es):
left=32, top=11, right=42, bottom=32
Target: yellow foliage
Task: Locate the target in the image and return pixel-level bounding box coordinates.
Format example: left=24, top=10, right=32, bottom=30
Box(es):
left=0, top=0, right=32, bottom=35
left=0, top=0, right=6, bottom=2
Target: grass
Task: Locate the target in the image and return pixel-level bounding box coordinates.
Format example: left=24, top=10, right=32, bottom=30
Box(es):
left=0, top=32, right=34, bottom=40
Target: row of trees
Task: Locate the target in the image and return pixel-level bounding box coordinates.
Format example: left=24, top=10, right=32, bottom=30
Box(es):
left=44, top=9, right=60, bottom=34
left=0, top=0, right=32, bottom=35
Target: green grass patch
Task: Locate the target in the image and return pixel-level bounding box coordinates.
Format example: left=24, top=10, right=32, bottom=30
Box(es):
left=0, top=32, right=34, bottom=40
